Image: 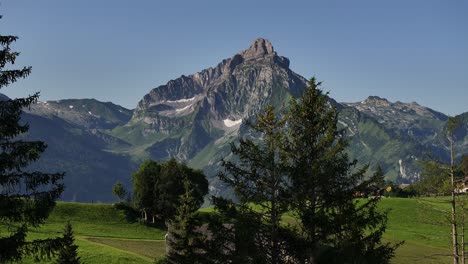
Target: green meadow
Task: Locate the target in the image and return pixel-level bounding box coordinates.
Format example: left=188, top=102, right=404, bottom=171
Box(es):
left=16, top=203, right=167, bottom=263
left=4, top=197, right=461, bottom=263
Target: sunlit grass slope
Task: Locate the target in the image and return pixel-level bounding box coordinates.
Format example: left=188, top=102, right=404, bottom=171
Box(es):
left=20, top=202, right=167, bottom=263
left=3, top=197, right=461, bottom=263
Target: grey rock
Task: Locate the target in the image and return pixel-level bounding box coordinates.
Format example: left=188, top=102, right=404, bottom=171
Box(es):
left=239, top=38, right=276, bottom=61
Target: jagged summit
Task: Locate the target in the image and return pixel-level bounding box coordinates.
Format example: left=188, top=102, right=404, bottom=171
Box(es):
left=239, top=38, right=276, bottom=60
left=130, top=37, right=307, bottom=160
left=134, top=38, right=301, bottom=120
left=361, top=96, right=391, bottom=106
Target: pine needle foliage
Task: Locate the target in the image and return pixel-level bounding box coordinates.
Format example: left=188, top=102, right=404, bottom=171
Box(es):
left=55, top=222, right=80, bottom=264
left=0, top=15, right=65, bottom=262
left=166, top=178, right=206, bottom=264
left=211, top=77, right=399, bottom=264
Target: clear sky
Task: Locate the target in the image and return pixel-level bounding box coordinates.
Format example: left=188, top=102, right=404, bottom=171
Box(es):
left=1, top=0, right=466, bottom=115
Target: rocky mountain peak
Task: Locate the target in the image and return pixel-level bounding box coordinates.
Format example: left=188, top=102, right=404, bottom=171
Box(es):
left=362, top=96, right=391, bottom=107
left=239, top=38, right=276, bottom=60
left=133, top=38, right=298, bottom=120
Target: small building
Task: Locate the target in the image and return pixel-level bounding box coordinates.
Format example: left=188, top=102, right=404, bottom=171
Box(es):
left=455, top=176, right=468, bottom=193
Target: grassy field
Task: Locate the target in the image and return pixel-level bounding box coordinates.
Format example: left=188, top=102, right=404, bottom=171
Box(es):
left=382, top=197, right=453, bottom=264
left=17, top=202, right=167, bottom=263
left=1, top=197, right=461, bottom=263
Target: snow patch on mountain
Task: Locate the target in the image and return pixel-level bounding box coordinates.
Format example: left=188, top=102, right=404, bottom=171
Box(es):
left=166, top=97, right=196, bottom=103
left=175, top=104, right=192, bottom=113
left=224, top=119, right=242, bottom=127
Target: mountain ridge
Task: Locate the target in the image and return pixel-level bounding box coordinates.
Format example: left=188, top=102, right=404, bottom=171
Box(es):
left=1, top=38, right=467, bottom=201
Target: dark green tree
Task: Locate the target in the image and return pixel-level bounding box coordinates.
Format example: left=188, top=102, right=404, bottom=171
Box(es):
left=112, top=180, right=127, bottom=202
left=373, top=165, right=386, bottom=189
left=55, top=222, right=80, bottom=264
left=209, top=77, right=398, bottom=264
left=132, top=160, right=160, bottom=222
left=415, top=159, right=451, bottom=195
left=132, top=158, right=208, bottom=223
left=213, top=105, right=292, bottom=264
left=285, top=77, right=397, bottom=263
left=0, top=17, right=65, bottom=262
left=166, top=177, right=206, bottom=264
left=459, top=155, right=468, bottom=177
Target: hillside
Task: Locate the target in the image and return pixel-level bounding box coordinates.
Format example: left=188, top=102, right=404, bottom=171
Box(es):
left=340, top=96, right=451, bottom=182
left=20, top=202, right=167, bottom=263
left=22, top=99, right=136, bottom=202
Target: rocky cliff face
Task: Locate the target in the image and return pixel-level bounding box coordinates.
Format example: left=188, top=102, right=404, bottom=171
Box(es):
left=126, top=38, right=306, bottom=161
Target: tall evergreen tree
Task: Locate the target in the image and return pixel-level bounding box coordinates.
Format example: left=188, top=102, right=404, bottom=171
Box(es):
left=56, top=222, right=80, bottom=264
left=209, top=77, right=397, bottom=264
left=0, top=16, right=65, bottom=262
left=214, top=105, right=292, bottom=264
left=166, top=177, right=205, bottom=264
left=285, top=78, right=397, bottom=263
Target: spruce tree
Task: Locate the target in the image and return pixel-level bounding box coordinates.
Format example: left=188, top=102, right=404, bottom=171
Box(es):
left=0, top=16, right=65, bottom=262
left=209, top=77, right=398, bottom=264
left=56, top=222, right=80, bottom=264
left=166, top=177, right=205, bottom=264
left=213, top=105, right=292, bottom=264
left=285, top=77, right=397, bottom=263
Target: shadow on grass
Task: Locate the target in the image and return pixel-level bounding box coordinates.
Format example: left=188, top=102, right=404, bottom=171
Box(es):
left=113, top=202, right=140, bottom=223
left=142, top=219, right=167, bottom=230
left=113, top=203, right=170, bottom=230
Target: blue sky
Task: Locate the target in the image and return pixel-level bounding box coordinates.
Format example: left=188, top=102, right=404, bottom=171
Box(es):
left=1, top=0, right=467, bottom=115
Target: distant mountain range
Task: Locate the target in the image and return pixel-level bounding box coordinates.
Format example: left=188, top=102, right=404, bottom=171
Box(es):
left=3, top=38, right=467, bottom=202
